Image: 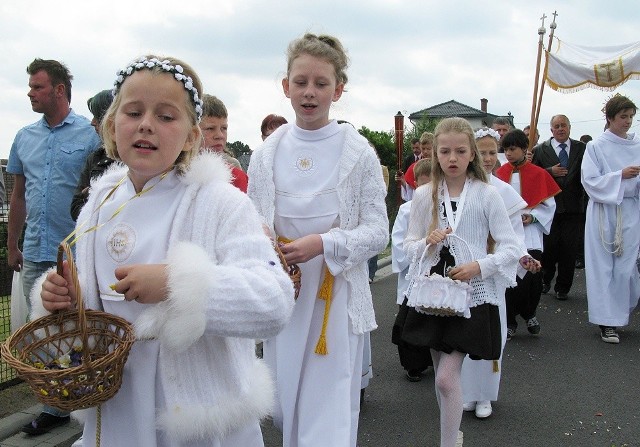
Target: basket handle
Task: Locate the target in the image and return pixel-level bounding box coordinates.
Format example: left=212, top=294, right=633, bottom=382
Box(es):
left=274, top=243, right=289, bottom=270
left=57, top=242, right=92, bottom=370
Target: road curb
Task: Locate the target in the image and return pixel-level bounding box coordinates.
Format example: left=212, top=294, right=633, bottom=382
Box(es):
left=0, top=404, right=82, bottom=446
left=0, top=405, right=40, bottom=441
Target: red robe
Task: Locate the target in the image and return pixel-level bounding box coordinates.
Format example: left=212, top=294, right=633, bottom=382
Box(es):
left=495, top=161, right=560, bottom=208
left=230, top=166, right=248, bottom=193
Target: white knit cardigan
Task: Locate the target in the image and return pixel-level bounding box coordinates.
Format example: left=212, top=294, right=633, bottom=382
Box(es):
left=404, top=179, right=520, bottom=307
left=247, top=123, right=389, bottom=334
left=30, top=152, right=295, bottom=443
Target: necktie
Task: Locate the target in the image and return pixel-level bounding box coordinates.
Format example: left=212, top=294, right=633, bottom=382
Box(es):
left=558, top=143, right=568, bottom=168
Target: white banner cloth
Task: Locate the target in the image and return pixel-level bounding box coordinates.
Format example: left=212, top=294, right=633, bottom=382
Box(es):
left=545, top=37, right=640, bottom=93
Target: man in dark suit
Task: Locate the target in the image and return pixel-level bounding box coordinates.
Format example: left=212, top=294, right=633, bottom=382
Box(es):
left=532, top=114, right=586, bottom=300
left=402, top=138, right=421, bottom=171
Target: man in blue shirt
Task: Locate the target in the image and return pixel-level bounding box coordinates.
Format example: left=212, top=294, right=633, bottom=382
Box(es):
left=6, top=58, right=100, bottom=436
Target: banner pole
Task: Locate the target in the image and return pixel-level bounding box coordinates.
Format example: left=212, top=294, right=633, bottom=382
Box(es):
left=528, top=13, right=547, bottom=152
left=534, top=11, right=558, bottom=141
left=394, top=111, right=404, bottom=205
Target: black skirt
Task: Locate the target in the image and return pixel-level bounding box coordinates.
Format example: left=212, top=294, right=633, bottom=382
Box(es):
left=395, top=246, right=501, bottom=361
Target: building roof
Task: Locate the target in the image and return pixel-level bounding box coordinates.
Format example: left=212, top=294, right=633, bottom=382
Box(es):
left=409, top=99, right=499, bottom=122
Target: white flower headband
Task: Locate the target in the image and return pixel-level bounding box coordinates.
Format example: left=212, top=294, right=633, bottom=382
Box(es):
left=112, top=57, right=204, bottom=122
left=474, top=127, right=500, bottom=141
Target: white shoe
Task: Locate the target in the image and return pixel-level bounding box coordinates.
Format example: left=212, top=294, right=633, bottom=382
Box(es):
left=475, top=400, right=492, bottom=418
left=462, top=401, right=476, bottom=412
left=456, top=430, right=464, bottom=447
left=72, top=435, right=83, bottom=447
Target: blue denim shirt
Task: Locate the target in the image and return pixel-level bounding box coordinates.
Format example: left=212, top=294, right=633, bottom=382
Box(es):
left=7, top=110, right=100, bottom=262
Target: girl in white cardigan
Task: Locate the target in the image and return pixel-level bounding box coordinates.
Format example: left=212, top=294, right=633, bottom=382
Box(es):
left=34, top=55, right=294, bottom=447
left=248, top=34, right=388, bottom=447
left=403, top=117, right=521, bottom=447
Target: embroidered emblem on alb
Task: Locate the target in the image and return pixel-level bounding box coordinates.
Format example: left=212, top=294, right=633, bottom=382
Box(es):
left=107, top=223, right=136, bottom=263
left=294, top=151, right=315, bottom=177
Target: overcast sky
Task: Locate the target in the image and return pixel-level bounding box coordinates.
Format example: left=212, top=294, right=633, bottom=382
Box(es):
left=1, top=0, right=639, bottom=160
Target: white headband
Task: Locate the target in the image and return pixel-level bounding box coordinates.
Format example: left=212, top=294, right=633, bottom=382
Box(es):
left=113, top=57, right=204, bottom=122
left=474, top=127, right=501, bottom=141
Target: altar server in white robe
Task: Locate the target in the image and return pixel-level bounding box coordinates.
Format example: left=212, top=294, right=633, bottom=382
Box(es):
left=581, top=94, right=640, bottom=344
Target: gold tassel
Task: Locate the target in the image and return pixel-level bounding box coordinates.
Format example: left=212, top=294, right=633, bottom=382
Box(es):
left=493, top=360, right=499, bottom=373
left=315, top=265, right=334, bottom=355
left=277, top=235, right=335, bottom=355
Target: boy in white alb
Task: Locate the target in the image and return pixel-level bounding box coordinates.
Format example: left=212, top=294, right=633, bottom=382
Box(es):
left=392, top=159, right=433, bottom=381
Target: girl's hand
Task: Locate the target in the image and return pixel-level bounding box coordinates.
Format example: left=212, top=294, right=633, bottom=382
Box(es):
left=447, top=261, right=480, bottom=282
left=520, top=255, right=541, bottom=273
left=41, top=260, right=77, bottom=312
left=427, top=227, right=452, bottom=245
left=280, top=234, right=323, bottom=264
left=113, top=264, right=168, bottom=304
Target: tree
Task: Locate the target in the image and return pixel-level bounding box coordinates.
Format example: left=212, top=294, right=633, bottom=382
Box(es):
left=227, top=140, right=251, bottom=157
left=403, top=114, right=439, bottom=158
left=226, top=141, right=252, bottom=172
left=357, top=126, right=396, bottom=168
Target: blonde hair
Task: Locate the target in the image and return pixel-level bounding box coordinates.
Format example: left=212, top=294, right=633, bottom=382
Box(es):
left=201, top=94, right=227, bottom=119
left=286, top=33, right=349, bottom=86
left=413, top=158, right=432, bottom=180
left=419, top=132, right=434, bottom=145
left=102, top=55, right=203, bottom=174
left=429, top=117, right=487, bottom=233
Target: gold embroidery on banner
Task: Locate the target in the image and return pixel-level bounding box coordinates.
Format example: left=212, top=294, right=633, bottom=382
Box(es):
left=594, top=58, right=624, bottom=87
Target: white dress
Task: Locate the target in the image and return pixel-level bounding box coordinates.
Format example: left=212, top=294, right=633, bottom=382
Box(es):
left=581, top=130, right=640, bottom=327
left=391, top=201, right=412, bottom=305
left=264, top=122, right=364, bottom=447
left=460, top=175, right=527, bottom=403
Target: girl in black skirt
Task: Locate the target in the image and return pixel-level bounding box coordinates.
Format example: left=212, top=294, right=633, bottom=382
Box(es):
left=403, top=117, right=522, bottom=447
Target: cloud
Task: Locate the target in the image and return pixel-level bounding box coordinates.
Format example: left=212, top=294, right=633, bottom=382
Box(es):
left=1, top=0, right=639, bottom=160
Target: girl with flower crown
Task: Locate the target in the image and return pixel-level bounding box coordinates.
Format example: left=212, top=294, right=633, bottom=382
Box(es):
left=403, top=117, right=521, bottom=447
left=33, top=55, right=294, bottom=446
left=248, top=34, right=388, bottom=447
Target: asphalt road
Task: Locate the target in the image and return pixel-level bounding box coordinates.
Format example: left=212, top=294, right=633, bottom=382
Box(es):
left=262, top=265, right=640, bottom=447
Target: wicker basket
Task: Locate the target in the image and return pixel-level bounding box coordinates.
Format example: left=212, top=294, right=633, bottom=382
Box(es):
left=0, top=243, right=134, bottom=411
left=274, top=244, right=301, bottom=300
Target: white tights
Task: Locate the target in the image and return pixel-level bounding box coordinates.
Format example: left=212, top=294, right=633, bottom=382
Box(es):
left=431, top=349, right=465, bottom=447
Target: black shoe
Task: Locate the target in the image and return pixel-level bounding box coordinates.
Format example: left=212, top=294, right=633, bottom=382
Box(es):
left=599, top=326, right=620, bottom=344
left=542, top=283, right=551, bottom=294
left=575, top=259, right=585, bottom=269
left=22, top=412, right=70, bottom=436
left=556, top=292, right=568, bottom=301
left=526, top=317, right=541, bottom=335
left=405, top=370, right=422, bottom=382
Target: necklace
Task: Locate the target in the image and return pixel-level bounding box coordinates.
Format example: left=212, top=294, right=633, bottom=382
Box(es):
left=63, top=169, right=172, bottom=247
